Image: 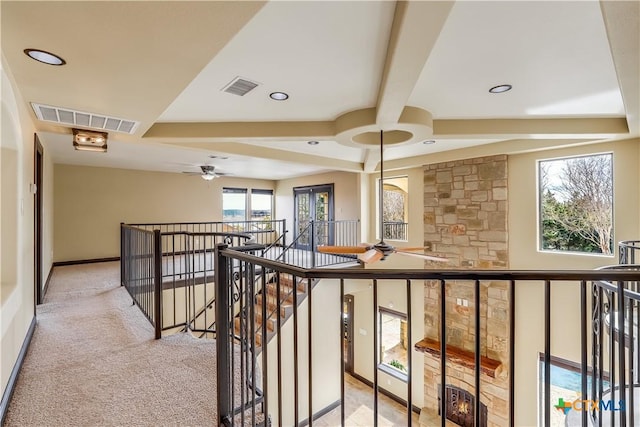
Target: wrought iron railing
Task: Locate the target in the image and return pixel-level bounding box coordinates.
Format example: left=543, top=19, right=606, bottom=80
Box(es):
left=283, top=220, right=359, bottom=268
left=121, top=225, right=160, bottom=337
left=382, top=221, right=408, bottom=241
left=620, top=240, right=640, bottom=265
left=121, top=224, right=254, bottom=338
left=128, top=219, right=286, bottom=248
left=215, top=243, right=640, bottom=427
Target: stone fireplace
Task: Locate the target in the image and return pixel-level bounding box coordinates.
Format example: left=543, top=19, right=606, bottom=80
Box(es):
left=418, top=155, right=511, bottom=427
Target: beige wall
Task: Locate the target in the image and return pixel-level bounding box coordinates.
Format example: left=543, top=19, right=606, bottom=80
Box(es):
left=349, top=166, right=426, bottom=409
left=508, top=138, right=640, bottom=426
left=264, top=278, right=341, bottom=425
left=347, top=278, right=425, bottom=407
left=53, top=164, right=275, bottom=262
left=275, top=171, right=360, bottom=239
left=1, top=61, right=40, bottom=399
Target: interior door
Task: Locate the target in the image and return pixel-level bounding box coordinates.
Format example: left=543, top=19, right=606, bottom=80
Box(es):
left=293, top=184, right=334, bottom=250
left=343, top=294, right=354, bottom=374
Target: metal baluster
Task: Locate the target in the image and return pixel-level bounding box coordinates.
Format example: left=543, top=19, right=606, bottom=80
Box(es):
left=544, top=280, right=551, bottom=427
left=440, top=279, right=447, bottom=427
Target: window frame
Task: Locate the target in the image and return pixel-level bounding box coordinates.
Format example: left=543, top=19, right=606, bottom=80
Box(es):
left=222, top=187, right=248, bottom=222
left=377, top=175, right=409, bottom=242
left=377, top=306, right=409, bottom=382
left=250, top=189, right=274, bottom=223
left=536, top=152, right=614, bottom=257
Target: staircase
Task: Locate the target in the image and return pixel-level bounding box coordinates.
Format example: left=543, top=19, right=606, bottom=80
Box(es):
left=234, top=273, right=312, bottom=350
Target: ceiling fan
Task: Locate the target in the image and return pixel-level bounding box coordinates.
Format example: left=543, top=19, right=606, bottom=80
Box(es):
left=182, top=165, right=230, bottom=181
left=318, top=130, right=448, bottom=265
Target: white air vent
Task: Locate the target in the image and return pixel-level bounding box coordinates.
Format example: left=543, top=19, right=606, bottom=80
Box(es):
left=31, top=103, right=139, bottom=134
left=222, top=77, right=259, bottom=96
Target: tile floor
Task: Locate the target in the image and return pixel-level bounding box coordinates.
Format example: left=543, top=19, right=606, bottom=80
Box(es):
left=315, top=374, right=420, bottom=426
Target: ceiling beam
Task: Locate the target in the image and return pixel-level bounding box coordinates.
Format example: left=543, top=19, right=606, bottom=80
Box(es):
left=144, top=121, right=335, bottom=141
left=433, top=117, right=629, bottom=139
left=363, top=149, right=381, bottom=173
left=600, top=1, right=640, bottom=136
left=375, top=1, right=454, bottom=128
left=160, top=141, right=362, bottom=173
left=382, top=138, right=602, bottom=171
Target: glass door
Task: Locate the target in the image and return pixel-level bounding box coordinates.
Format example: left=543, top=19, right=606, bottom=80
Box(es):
left=293, top=184, right=334, bottom=250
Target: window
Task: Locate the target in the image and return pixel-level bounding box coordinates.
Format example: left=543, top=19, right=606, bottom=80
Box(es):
left=538, top=154, right=613, bottom=255
left=250, top=189, right=273, bottom=225
left=222, top=188, right=247, bottom=222
left=380, top=176, right=408, bottom=241
left=378, top=307, right=408, bottom=380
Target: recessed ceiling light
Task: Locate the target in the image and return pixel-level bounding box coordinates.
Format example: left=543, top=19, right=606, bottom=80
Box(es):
left=269, top=92, right=289, bottom=101
left=489, top=84, right=512, bottom=94
left=209, top=155, right=229, bottom=160
left=307, top=140, right=319, bottom=145
left=423, top=140, right=436, bottom=145
left=24, top=49, right=66, bottom=66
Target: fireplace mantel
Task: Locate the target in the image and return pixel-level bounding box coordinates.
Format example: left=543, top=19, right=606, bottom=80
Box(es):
left=414, top=337, right=503, bottom=378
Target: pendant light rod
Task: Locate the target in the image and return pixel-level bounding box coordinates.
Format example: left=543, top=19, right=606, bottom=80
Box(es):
left=379, top=130, right=384, bottom=243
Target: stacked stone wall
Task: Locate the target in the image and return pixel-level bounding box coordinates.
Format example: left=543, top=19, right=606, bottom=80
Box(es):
left=422, top=155, right=510, bottom=427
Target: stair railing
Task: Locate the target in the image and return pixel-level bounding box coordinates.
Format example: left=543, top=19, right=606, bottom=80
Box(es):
left=215, top=243, right=640, bottom=427
left=121, top=224, right=255, bottom=339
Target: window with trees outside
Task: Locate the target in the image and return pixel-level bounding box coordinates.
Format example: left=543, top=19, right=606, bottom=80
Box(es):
left=380, top=176, right=409, bottom=241
left=538, top=153, right=613, bottom=255
left=378, top=307, right=408, bottom=380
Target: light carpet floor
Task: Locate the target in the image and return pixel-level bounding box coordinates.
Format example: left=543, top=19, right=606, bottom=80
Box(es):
left=6, top=261, right=414, bottom=427
left=5, top=261, right=223, bottom=427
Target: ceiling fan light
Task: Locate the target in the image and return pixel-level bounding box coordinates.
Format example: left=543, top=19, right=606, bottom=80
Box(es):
left=201, top=174, right=216, bottom=181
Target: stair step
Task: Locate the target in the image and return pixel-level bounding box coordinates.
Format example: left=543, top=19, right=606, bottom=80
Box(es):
left=255, top=294, right=290, bottom=317
left=234, top=316, right=274, bottom=334
left=227, top=276, right=319, bottom=352
left=264, top=282, right=305, bottom=304
left=276, top=274, right=307, bottom=292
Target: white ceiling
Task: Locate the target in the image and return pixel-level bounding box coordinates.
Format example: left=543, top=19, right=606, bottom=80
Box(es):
left=2, top=1, right=638, bottom=180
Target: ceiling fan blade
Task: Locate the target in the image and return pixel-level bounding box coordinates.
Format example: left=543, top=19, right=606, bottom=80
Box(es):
left=393, top=250, right=449, bottom=263
left=317, top=245, right=369, bottom=254
left=181, top=171, right=201, bottom=175
left=358, top=249, right=384, bottom=264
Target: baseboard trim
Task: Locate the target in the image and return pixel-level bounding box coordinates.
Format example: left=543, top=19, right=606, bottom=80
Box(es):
left=53, top=256, right=119, bottom=267
left=0, top=316, right=36, bottom=425
left=42, top=265, right=54, bottom=298
left=298, top=398, right=341, bottom=427
left=350, top=372, right=421, bottom=414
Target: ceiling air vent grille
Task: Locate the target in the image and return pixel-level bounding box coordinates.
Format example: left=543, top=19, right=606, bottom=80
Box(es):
left=30, top=103, right=139, bottom=134
left=222, top=77, right=259, bottom=96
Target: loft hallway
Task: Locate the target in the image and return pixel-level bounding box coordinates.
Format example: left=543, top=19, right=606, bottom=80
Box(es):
left=4, top=261, right=413, bottom=426
left=4, top=261, right=228, bottom=426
